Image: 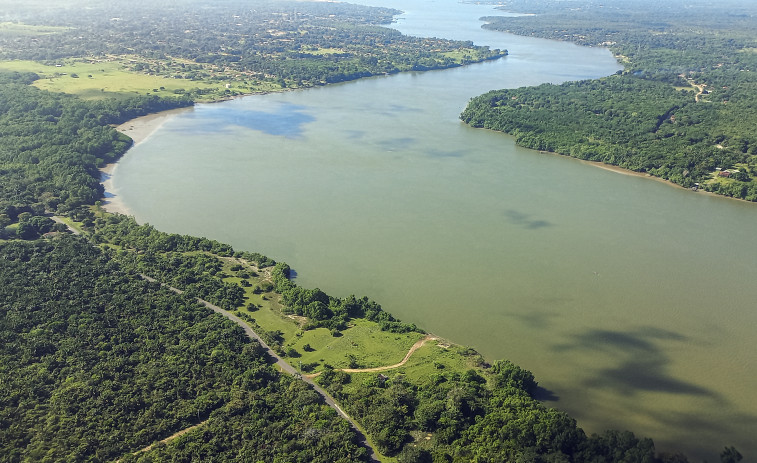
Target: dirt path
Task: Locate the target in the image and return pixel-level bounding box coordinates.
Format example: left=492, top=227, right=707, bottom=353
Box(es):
left=136, top=274, right=379, bottom=462
left=50, top=215, right=81, bottom=235
left=687, top=79, right=707, bottom=102
left=306, top=335, right=438, bottom=378
left=132, top=421, right=208, bottom=456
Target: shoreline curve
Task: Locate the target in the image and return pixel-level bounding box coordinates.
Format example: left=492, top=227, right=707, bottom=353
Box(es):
left=100, top=107, right=193, bottom=215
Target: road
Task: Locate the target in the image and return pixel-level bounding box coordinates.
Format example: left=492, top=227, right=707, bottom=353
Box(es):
left=51, top=215, right=81, bottom=235
left=139, top=274, right=380, bottom=461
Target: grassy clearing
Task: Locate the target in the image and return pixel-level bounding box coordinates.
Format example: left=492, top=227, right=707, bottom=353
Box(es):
left=0, top=58, right=275, bottom=101
left=290, top=319, right=424, bottom=371
left=400, top=342, right=482, bottom=383
left=673, top=85, right=696, bottom=92
left=53, top=215, right=84, bottom=235
left=442, top=47, right=500, bottom=63
left=301, top=46, right=347, bottom=56
left=216, top=256, right=471, bottom=378
left=441, top=49, right=475, bottom=61
left=0, top=22, right=70, bottom=37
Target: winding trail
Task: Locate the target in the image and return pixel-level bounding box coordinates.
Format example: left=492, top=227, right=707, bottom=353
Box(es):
left=342, top=335, right=438, bottom=373
left=306, top=335, right=439, bottom=379
left=138, top=274, right=380, bottom=462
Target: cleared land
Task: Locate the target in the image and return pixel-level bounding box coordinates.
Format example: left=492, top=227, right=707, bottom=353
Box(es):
left=0, top=59, right=254, bottom=101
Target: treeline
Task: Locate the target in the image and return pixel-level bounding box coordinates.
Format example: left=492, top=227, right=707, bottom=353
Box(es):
left=0, top=71, right=191, bottom=221
left=465, top=0, right=757, bottom=200
left=318, top=358, right=697, bottom=462
left=272, top=262, right=422, bottom=334
left=91, top=212, right=275, bottom=311
left=0, top=0, right=505, bottom=88
left=0, top=236, right=368, bottom=462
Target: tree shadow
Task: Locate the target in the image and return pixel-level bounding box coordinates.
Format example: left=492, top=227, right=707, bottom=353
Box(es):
left=533, top=385, right=560, bottom=402
left=553, top=327, right=720, bottom=399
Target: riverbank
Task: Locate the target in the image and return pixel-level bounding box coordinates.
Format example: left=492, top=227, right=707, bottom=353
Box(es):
left=101, top=107, right=193, bottom=215
left=574, top=154, right=750, bottom=203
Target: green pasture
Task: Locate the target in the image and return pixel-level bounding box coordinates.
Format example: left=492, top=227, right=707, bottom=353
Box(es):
left=220, top=257, right=452, bottom=375
left=0, top=22, right=69, bottom=37
left=289, top=319, right=424, bottom=371
left=0, top=59, right=254, bottom=100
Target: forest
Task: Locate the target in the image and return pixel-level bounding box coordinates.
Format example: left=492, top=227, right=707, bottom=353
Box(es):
left=0, top=236, right=369, bottom=462
left=462, top=0, right=757, bottom=200
left=1, top=213, right=708, bottom=463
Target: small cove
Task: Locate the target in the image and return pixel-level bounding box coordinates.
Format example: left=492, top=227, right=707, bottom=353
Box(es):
left=109, top=1, right=757, bottom=460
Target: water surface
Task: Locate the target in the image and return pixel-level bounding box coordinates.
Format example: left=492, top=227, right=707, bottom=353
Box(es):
left=111, top=1, right=757, bottom=459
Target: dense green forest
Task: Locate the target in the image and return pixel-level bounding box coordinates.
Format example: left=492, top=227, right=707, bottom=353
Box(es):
left=462, top=0, right=757, bottom=200
left=0, top=236, right=369, bottom=462
left=0, top=0, right=505, bottom=94
left=318, top=359, right=685, bottom=462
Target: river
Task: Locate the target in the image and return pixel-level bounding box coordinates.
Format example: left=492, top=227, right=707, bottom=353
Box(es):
left=109, top=0, right=757, bottom=460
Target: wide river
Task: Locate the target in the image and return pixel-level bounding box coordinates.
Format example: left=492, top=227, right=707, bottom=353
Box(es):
left=110, top=0, right=756, bottom=459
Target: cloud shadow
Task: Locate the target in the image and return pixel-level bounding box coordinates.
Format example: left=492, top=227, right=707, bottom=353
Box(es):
left=503, top=209, right=554, bottom=229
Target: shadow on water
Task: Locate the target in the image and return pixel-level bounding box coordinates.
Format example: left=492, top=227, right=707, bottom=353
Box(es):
left=377, top=137, right=416, bottom=151
left=288, top=268, right=299, bottom=281
left=344, top=129, right=367, bottom=140
left=426, top=148, right=467, bottom=158
left=503, top=209, right=553, bottom=229
left=649, top=408, right=757, bottom=459
left=533, top=385, right=560, bottom=402
left=553, top=328, right=720, bottom=399
left=501, top=306, right=565, bottom=330
left=550, top=327, right=757, bottom=460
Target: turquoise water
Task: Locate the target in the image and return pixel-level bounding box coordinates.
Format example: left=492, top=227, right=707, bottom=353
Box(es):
left=111, top=1, right=757, bottom=459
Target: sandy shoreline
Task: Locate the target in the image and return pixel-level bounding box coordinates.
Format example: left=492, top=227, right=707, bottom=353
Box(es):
left=100, top=107, right=192, bottom=215
left=533, top=149, right=738, bottom=200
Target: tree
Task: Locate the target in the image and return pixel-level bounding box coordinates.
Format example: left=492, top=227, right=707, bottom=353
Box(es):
left=721, top=446, right=743, bottom=463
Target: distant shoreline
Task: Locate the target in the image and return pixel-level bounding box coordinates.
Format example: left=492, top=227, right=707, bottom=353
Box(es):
left=531, top=147, right=750, bottom=203
left=100, top=107, right=193, bottom=215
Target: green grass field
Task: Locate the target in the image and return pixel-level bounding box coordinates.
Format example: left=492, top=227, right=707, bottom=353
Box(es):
left=0, top=58, right=272, bottom=101
left=0, top=22, right=70, bottom=37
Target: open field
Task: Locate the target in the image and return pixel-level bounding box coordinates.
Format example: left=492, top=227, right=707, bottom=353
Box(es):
left=0, top=22, right=69, bottom=37
left=224, top=260, right=426, bottom=371
left=0, top=58, right=267, bottom=101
